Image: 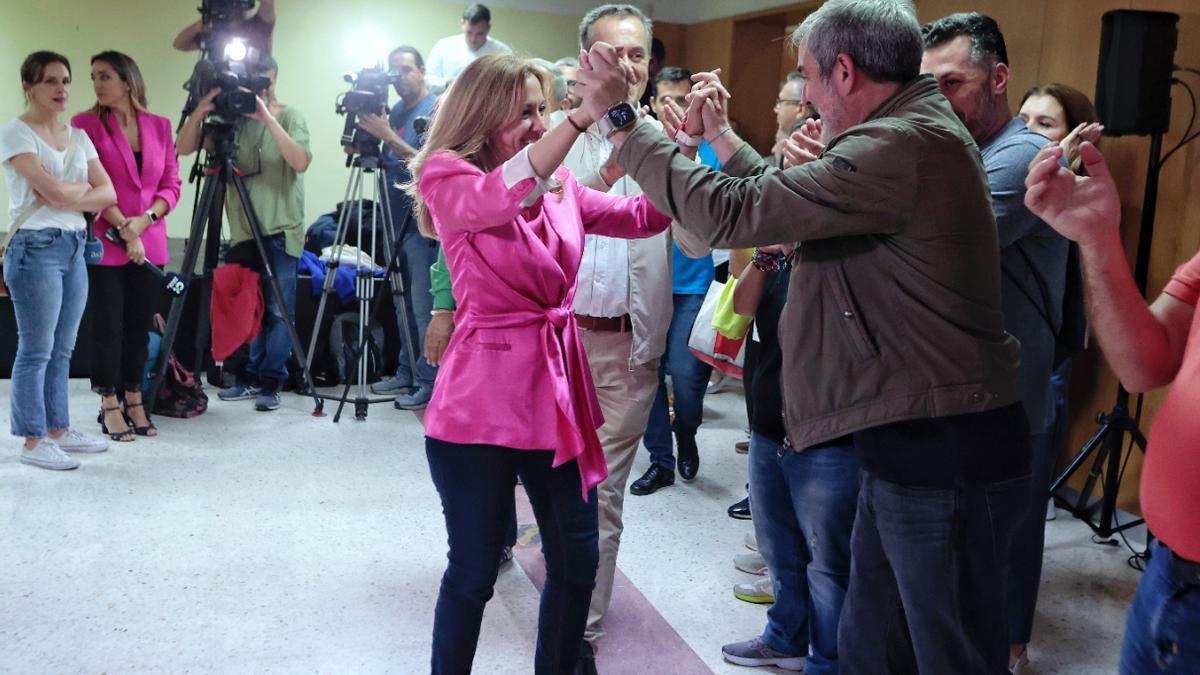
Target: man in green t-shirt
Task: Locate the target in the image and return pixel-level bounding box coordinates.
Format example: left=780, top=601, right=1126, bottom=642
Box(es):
left=178, top=55, right=312, bottom=411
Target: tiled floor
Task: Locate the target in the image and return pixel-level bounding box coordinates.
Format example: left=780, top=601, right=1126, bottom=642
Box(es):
left=0, top=380, right=1142, bottom=673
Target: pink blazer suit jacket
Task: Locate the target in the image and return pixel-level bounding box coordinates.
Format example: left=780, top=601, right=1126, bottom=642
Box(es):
left=72, top=111, right=181, bottom=266
left=420, top=148, right=672, bottom=494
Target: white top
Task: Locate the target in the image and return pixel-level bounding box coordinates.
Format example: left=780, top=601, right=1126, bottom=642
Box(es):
left=0, top=119, right=97, bottom=232
left=555, top=113, right=661, bottom=319
left=426, top=33, right=512, bottom=90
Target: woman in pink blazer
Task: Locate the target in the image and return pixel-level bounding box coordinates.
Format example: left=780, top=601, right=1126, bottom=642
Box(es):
left=408, top=52, right=670, bottom=674
left=72, top=51, right=181, bottom=441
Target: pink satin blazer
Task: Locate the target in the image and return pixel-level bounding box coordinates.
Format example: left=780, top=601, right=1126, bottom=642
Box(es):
left=420, top=148, right=671, bottom=494
left=72, top=111, right=181, bottom=266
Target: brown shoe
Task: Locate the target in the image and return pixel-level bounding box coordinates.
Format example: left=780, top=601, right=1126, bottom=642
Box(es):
left=735, top=439, right=750, bottom=454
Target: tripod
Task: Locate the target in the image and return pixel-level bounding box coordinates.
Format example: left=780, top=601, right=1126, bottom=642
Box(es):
left=1050, top=132, right=1164, bottom=539
left=148, top=121, right=323, bottom=415
left=304, top=140, right=418, bottom=422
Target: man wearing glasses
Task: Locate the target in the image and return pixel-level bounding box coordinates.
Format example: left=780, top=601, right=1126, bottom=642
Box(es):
left=772, top=73, right=809, bottom=161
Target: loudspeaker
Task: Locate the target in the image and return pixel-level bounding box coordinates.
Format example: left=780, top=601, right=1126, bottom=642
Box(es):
left=1096, top=10, right=1179, bottom=137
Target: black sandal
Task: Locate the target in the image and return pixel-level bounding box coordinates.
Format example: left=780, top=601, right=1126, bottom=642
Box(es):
left=98, top=405, right=136, bottom=442
left=124, top=401, right=158, bottom=437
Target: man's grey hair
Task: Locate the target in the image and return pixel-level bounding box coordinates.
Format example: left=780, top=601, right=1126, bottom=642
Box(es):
left=554, top=56, right=580, bottom=69
left=530, top=58, right=570, bottom=106
left=579, top=4, right=653, bottom=51
left=793, top=0, right=922, bottom=84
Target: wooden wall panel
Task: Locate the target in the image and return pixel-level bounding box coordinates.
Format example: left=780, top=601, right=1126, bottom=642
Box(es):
left=730, top=20, right=796, bottom=152
left=680, top=17, right=734, bottom=78
left=653, top=21, right=687, bottom=72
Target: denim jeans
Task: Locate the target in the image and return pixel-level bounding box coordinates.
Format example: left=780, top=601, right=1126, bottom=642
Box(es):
left=644, top=293, right=711, bottom=469
left=1121, top=540, right=1200, bottom=674
left=4, top=228, right=88, bottom=438
left=1007, top=361, right=1071, bottom=644
left=243, top=235, right=297, bottom=392
left=392, top=208, right=437, bottom=391
left=426, top=437, right=599, bottom=675
left=838, top=471, right=1029, bottom=674
left=749, top=433, right=859, bottom=675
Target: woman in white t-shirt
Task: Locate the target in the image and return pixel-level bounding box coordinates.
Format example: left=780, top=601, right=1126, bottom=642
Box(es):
left=0, top=51, right=116, bottom=470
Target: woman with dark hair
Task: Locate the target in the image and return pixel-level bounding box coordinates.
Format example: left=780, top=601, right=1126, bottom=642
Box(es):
left=72, top=50, right=181, bottom=441
left=1010, top=80, right=1100, bottom=674
left=1019, top=82, right=1102, bottom=172
left=0, top=51, right=116, bottom=469
left=408, top=49, right=670, bottom=673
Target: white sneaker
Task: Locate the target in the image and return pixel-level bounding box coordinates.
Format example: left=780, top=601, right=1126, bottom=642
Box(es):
left=20, top=438, right=80, bottom=470
left=745, top=532, right=759, bottom=551
left=735, top=551, right=768, bottom=575
left=54, top=429, right=109, bottom=454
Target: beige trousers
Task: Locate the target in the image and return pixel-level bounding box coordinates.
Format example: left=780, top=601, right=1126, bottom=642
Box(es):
left=580, top=329, right=661, bottom=644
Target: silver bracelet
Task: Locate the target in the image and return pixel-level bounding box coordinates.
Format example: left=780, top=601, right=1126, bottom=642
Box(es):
left=710, top=126, right=734, bottom=142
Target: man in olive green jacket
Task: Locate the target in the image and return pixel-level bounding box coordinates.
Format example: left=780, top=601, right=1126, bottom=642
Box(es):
left=579, top=0, right=1030, bottom=672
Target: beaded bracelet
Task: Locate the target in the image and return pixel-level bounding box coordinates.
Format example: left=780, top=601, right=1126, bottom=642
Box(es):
left=751, top=248, right=788, bottom=273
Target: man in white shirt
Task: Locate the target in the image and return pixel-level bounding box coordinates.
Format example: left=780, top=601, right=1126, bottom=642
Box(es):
left=561, top=6, right=673, bottom=674
left=425, top=4, right=511, bottom=91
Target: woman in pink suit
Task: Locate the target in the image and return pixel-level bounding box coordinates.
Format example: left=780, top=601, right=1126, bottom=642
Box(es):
left=72, top=51, right=181, bottom=441
left=407, top=50, right=670, bottom=674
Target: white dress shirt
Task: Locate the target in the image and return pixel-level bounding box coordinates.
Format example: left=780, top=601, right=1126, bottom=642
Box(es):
left=426, top=34, right=512, bottom=90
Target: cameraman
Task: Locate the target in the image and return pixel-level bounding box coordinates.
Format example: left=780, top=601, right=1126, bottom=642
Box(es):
left=177, top=54, right=312, bottom=412
left=174, top=0, right=276, bottom=56
left=356, top=46, right=438, bottom=410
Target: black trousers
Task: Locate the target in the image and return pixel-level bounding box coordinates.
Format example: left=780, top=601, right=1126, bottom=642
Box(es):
left=86, top=263, right=157, bottom=392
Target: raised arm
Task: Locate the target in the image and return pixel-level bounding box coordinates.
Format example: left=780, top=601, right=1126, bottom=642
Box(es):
left=173, top=20, right=203, bottom=52
left=1025, top=142, right=1194, bottom=391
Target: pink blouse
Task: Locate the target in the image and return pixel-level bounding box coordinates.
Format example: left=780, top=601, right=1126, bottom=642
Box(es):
left=420, top=147, right=671, bottom=495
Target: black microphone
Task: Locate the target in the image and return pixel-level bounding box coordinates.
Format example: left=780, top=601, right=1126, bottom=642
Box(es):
left=102, top=228, right=187, bottom=296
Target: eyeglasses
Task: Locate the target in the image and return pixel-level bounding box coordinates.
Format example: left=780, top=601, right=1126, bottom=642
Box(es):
left=775, top=98, right=804, bottom=109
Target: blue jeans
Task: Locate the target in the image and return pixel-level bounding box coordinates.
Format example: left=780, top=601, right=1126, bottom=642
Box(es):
left=426, top=438, right=599, bottom=675
left=1121, top=540, right=1200, bottom=673
left=1008, top=361, right=1071, bottom=644
left=4, top=229, right=88, bottom=438
left=243, top=235, right=297, bottom=392
left=838, top=471, right=1029, bottom=674
left=644, top=293, right=711, bottom=469
left=749, top=433, right=859, bottom=674
left=392, top=207, right=437, bottom=391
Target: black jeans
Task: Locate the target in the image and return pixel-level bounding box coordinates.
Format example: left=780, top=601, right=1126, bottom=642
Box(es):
left=838, top=471, right=1030, bottom=674
left=86, top=263, right=157, bottom=392
left=426, top=437, right=599, bottom=675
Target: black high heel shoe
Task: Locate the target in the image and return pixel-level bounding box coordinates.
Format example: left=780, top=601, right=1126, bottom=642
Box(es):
left=98, top=405, right=136, bottom=442
left=123, top=401, right=158, bottom=437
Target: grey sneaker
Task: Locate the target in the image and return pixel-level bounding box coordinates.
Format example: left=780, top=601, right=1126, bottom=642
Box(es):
left=54, top=429, right=108, bottom=454
left=734, top=551, right=768, bottom=575
left=20, top=438, right=80, bottom=470
left=254, top=390, right=281, bottom=411
left=733, top=576, right=774, bottom=604
left=371, top=373, right=412, bottom=395
left=394, top=386, right=431, bottom=410
left=745, top=532, right=758, bottom=551
left=218, top=382, right=260, bottom=401
left=721, top=637, right=806, bottom=671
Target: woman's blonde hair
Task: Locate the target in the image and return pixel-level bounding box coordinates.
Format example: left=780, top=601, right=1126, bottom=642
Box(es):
left=404, top=53, right=549, bottom=239
left=87, top=51, right=149, bottom=133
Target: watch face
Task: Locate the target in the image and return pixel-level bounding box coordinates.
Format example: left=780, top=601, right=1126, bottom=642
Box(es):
left=607, top=103, right=638, bottom=129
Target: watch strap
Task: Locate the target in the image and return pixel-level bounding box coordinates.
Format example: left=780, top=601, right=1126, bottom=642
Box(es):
left=674, top=128, right=702, bottom=148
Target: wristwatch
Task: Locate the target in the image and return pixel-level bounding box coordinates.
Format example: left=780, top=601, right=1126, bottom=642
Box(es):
left=595, top=101, right=638, bottom=137
left=144, top=210, right=160, bottom=224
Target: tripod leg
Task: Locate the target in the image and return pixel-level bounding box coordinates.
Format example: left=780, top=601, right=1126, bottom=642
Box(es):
left=377, top=166, right=420, bottom=384
left=226, top=161, right=323, bottom=413
left=148, top=167, right=224, bottom=414
left=304, top=165, right=363, bottom=378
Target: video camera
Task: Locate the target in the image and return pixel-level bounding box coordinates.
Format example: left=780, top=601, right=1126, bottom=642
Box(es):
left=337, top=66, right=398, bottom=152
left=180, top=0, right=269, bottom=123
